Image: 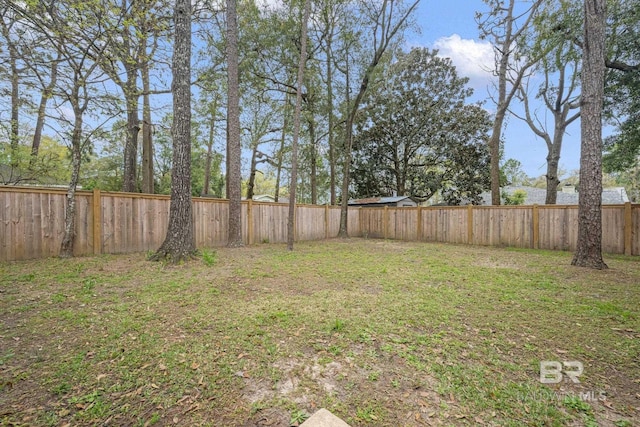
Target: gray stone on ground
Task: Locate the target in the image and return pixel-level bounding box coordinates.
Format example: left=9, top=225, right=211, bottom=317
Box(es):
left=300, top=409, right=351, bottom=427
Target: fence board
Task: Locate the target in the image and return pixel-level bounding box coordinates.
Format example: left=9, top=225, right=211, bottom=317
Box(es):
left=633, top=206, right=640, bottom=256
left=602, top=206, right=625, bottom=254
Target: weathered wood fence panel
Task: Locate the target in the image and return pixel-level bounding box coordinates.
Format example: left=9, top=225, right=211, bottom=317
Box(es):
left=473, top=207, right=533, bottom=248
left=538, top=206, right=578, bottom=252
left=602, top=206, right=625, bottom=254
left=1, top=186, right=638, bottom=262
left=193, top=197, right=228, bottom=248
left=419, top=207, right=468, bottom=244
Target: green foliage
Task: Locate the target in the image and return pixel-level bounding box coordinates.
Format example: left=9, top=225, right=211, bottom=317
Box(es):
left=200, top=248, right=217, bottom=267
left=0, top=137, right=71, bottom=185
left=500, top=158, right=531, bottom=186
left=352, top=47, right=491, bottom=205
left=289, top=409, right=309, bottom=425
left=502, top=189, right=527, bottom=205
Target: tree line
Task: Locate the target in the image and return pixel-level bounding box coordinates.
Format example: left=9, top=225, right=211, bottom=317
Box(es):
left=0, top=0, right=637, bottom=266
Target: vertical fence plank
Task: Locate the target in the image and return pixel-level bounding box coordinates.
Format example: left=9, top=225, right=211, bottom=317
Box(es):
left=93, top=189, right=102, bottom=255
left=532, top=204, right=539, bottom=250
left=624, top=202, right=632, bottom=256
left=467, top=205, right=473, bottom=244
left=247, top=199, right=254, bottom=245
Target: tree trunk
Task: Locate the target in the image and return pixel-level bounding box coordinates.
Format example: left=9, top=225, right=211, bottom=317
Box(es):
left=203, top=109, right=216, bottom=196
left=287, top=0, right=311, bottom=250
left=572, top=0, right=607, bottom=269
left=150, top=0, right=195, bottom=263
left=122, top=73, right=140, bottom=193
left=9, top=38, right=19, bottom=162
left=60, top=109, right=84, bottom=258
left=226, top=0, right=243, bottom=247
left=141, top=55, right=154, bottom=194
left=275, top=115, right=286, bottom=203
left=545, top=134, right=562, bottom=205
left=325, top=34, right=336, bottom=205
left=246, top=145, right=258, bottom=201
left=308, top=114, right=318, bottom=204
left=32, top=56, right=59, bottom=162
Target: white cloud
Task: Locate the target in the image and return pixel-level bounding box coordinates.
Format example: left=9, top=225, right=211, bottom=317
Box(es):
left=432, top=34, right=495, bottom=90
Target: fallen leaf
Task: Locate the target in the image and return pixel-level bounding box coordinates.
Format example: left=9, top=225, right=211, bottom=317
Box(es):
left=151, top=383, right=159, bottom=389
left=173, top=416, right=179, bottom=424
left=96, top=374, right=108, bottom=381
left=191, top=362, right=200, bottom=370
left=158, top=363, right=167, bottom=371
left=556, top=349, right=568, bottom=354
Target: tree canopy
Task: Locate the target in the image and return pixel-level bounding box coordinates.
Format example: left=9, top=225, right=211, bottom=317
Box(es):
left=352, top=48, right=491, bottom=205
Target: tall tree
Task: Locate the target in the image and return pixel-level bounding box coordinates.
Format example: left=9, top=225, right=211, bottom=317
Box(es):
left=337, top=0, right=419, bottom=237
left=15, top=0, right=117, bottom=257
left=0, top=6, right=20, bottom=159
left=477, top=0, right=543, bottom=205
left=571, top=0, right=607, bottom=269
left=287, top=0, right=311, bottom=250
left=226, top=0, right=243, bottom=247
left=511, top=0, right=582, bottom=204
left=352, top=48, right=491, bottom=204
left=150, top=0, right=196, bottom=262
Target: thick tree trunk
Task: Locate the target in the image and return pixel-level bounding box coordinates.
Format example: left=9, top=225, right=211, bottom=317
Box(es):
left=226, top=0, right=243, bottom=247
left=150, top=0, right=195, bottom=263
left=572, top=0, right=607, bottom=269
left=545, top=134, right=562, bottom=205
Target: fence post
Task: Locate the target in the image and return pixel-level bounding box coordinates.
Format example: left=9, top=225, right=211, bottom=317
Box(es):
left=417, top=206, right=422, bottom=241
left=325, top=204, right=329, bottom=239
left=384, top=206, right=389, bottom=239
left=467, top=205, right=473, bottom=245
left=624, top=202, right=632, bottom=256
left=533, top=204, right=540, bottom=250
left=92, top=188, right=102, bottom=255
left=247, top=199, right=253, bottom=245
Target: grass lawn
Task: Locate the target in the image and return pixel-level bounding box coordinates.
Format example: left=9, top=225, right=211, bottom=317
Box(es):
left=1, top=239, right=639, bottom=426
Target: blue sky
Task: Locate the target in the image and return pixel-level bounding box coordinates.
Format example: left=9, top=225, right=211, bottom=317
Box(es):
left=407, top=0, right=584, bottom=179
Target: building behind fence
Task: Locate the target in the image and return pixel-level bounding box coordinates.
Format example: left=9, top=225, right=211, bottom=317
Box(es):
left=1, top=186, right=638, bottom=262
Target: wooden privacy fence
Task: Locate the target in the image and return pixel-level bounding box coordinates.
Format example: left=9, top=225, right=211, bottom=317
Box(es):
left=359, top=204, right=639, bottom=256
left=0, top=186, right=638, bottom=261
left=0, top=187, right=361, bottom=261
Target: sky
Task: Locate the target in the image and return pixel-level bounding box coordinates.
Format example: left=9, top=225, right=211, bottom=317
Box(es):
left=406, top=0, right=584, bottom=179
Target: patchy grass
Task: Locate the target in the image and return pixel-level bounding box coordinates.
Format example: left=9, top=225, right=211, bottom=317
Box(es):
left=1, top=239, right=639, bottom=426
